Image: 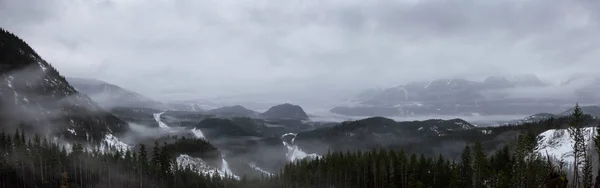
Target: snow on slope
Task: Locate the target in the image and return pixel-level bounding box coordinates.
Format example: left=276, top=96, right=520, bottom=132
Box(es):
left=176, top=154, right=239, bottom=180
left=249, top=162, right=274, bottom=177
left=99, top=133, right=131, bottom=154
left=153, top=112, right=170, bottom=129
left=191, top=128, right=206, bottom=139
left=537, top=127, right=596, bottom=165
left=220, top=156, right=236, bottom=178
left=281, top=133, right=321, bottom=162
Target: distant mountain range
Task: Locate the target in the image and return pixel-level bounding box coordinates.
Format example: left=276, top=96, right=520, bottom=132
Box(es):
left=332, top=76, right=599, bottom=117
left=486, top=105, right=600, bottom=126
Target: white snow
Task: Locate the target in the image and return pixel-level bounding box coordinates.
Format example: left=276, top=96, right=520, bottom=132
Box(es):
left=176, top=154, right=239, bottom=180
left=424, top=80, right=433, bottom=89
left=99, top=134, right=130, bottom=154
left=67, top=128, right=76, bottom=135
left=38, top=62, right=47, bottom=71
left=399, top=87, right=409, bottom=100
left=537, top=127, right=596, bottom=165
left=6, top=76, right=14, bottom=90
left=153, top=112, right=170, bottom=129
left=281, top=133, right=320, bottom=162
left=454, top=121, right=472, bottom=130
left=220, top=156, right=237, bottom=178
left=481, top=130, right=492, bottom=135
left=249, top=162, right=274, bottom=177
left=191, top=128, right=206, bottom=139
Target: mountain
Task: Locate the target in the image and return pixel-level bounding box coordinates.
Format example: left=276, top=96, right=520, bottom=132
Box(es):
left=68, top=77, right=206, bottom=112
left=194, top=118, right=264, bottom=138
left=290, top=117, right=477, bottom=155
left=0, top=28, right=129, bottom=142
left=261, top=103, right=309, bottom=120
left=207, top=105, right=260, bottom=118
left=558, top=105, right=600, bottom=118
left=331, top=75, right=577, bottom=117
left=67, top=77, right=166, bottom=110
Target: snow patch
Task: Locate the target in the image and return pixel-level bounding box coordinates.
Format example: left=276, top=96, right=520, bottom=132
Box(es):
left=249, top=162, right=274, bottom=177
left=99, top=134, right=130, bottom=154
left=153, top=112, right=170, bottom=129
left=537, top=127, right=596, bottom=165
left=191, top=128, right=205, bottom=139
left=454, top=121, right=472, bottom=130
left=281, top=133, right=320, bottom=162
left=424, top=80, right=433, bottom=89
left=38, top=62, right=47, bottom=71
left=176, top=154, right=239, bottom=180
left=67, top=128, right=76, bottom=135
left=220, top=156, right=237, bottom=179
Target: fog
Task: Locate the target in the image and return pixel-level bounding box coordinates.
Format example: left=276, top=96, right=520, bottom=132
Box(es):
left=2, top=0, right=600, bottom=109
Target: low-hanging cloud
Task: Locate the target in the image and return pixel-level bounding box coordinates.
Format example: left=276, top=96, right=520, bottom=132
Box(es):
left=2, top=0, right=600, bottom=107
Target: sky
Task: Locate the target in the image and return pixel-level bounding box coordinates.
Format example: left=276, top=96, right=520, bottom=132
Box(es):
left=2, top=0, right=600, bottom=107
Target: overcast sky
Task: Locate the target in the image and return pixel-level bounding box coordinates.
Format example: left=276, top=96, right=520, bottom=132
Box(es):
left=2, top=0, right=600, bottom=105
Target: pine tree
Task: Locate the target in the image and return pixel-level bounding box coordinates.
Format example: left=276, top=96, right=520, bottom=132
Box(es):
left=472, top=140, right=488, bottom=188
left=568, top=104, right=585, bottom=187
left=583, top=153, right=593, bottom=188
left=459, top=145, right=473, bottom=188
left=593, top=120, right=600, bottom=188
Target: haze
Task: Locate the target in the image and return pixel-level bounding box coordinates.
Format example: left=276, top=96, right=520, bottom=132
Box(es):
left=2, top=0, right=600, bottom=110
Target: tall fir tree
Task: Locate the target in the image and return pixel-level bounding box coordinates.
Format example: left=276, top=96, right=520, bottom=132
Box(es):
left=568, top=103, right=586, bottom=187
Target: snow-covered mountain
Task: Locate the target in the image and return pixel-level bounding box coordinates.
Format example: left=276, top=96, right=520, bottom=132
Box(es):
left=332, top=75, right=596, bottom=117
left=0, top=28, right=129, bottom=142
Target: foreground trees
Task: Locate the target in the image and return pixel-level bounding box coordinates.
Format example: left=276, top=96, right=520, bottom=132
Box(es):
left=0, top=132, right=240, bottom=188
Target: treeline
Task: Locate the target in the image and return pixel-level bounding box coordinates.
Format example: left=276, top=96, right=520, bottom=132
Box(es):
left=270, top=134, right=555, bottom=188
left=0, top=130, right=242, bottom=188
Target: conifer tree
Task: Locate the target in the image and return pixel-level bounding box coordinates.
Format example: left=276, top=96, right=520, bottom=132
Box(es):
left=568, top=104, right=585, bottom=187
left=472, top=140, right=488, bottom=188
left=459, top=145, right=473, bottom=188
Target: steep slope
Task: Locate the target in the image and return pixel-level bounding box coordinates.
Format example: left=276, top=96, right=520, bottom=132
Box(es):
left=0, top=28, right=128, bottom=142
left=537, top=127, right=596, bottom=164
left=261, top=103, right=309, bottom=120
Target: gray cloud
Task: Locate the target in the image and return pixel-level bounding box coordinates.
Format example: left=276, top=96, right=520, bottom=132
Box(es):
left=2, top=0, right=600, bottom=108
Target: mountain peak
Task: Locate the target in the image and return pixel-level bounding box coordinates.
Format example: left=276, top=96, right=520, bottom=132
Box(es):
left=261, top=103, right=309, bottom=120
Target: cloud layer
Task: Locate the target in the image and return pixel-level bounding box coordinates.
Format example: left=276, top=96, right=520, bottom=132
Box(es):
left=2, top=0, right=600, bottom=106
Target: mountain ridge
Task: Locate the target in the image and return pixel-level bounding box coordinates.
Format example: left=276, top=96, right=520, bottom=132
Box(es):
left=0, top=28, right=129, bottom=142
